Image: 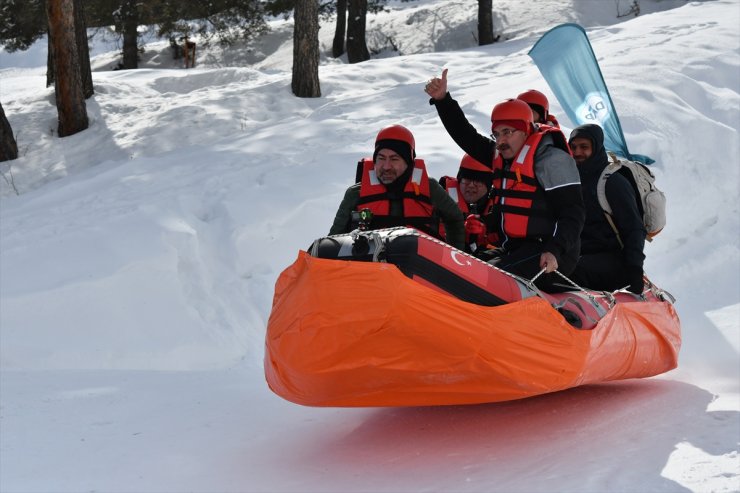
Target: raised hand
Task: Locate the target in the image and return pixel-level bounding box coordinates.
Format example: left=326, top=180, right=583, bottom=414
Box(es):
left=424, top=68, right=448, bottom=100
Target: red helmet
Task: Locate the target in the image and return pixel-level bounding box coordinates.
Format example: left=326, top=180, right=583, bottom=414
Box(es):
left=459, top=153, right=491, bottom=173
left=490, top=98, right=534, bottom=128
left=517, top=89, right=549, bottom=112
left=517, top=89, right=549, bottom=123
left=375, top=124, right=415, bottom=153
left=457, top=154, right=493, bottom=187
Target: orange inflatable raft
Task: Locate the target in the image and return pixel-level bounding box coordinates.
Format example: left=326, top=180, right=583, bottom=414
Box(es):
left=264, top=228, right=681, bottom=407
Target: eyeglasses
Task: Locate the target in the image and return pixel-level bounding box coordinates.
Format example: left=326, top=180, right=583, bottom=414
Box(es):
left=459, top=178, right=486, bottom=187
left=491, top=128, right=521, bottom=139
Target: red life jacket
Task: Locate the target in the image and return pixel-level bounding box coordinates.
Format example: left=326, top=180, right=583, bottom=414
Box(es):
left=545, top=114, right=560, bottom=128
left=490, top=126, right=570, bottom=243
left=442, top=176, right=468, bottom=212
left=356, top=158, right=438, bottom=236
left=537, top=122, right=563, bottom=133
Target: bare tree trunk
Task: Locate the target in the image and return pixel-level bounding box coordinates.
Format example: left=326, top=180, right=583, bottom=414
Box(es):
left=120, top=0, right=139, bottom=69
left=0, top=102, right=19, bottom=162
left=347, top=0, right=369, bottom=64
left=292, top=0, right=321, bottom=98
left=478, top=0, right=495, bottom=45
left=47, top=1, right=92, bottom=97
left=47, top=0, right=88, bottom=137
left=46, top=28, right=55, bottom=87
left=74, top=0, right=93, bottom=98
left=332, top=0, right=347, bottom=58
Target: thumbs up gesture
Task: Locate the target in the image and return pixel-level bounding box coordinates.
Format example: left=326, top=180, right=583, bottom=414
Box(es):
left=424, top=68, right=448, bottom=100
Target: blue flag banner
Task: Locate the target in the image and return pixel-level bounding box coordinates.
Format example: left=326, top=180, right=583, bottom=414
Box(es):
left=528, top=23, right=654, bottom=164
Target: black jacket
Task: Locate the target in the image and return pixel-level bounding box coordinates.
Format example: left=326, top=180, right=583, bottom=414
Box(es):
left=571, top=124, right=645, bottom=269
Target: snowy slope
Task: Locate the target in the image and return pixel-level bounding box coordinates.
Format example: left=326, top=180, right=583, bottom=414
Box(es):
left=1, top=0, right=739, bottom=491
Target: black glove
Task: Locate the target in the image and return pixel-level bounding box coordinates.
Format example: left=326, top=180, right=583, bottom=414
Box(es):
left=625, top=266, right=644, bottom=294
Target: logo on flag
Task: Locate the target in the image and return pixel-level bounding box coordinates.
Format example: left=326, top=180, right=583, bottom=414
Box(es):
left=577, top=92, right=611, bottom=125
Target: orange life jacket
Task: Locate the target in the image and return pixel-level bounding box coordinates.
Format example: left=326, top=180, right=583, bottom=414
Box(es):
left=490, top=127, right=570, bottom=243
left=356, top=158, right=438, bottom=236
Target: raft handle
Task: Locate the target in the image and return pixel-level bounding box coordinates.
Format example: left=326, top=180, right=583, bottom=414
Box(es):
left=526, top=269, right=615, bottom=310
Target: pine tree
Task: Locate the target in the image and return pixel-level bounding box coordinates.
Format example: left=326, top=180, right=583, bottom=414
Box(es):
left=478, top=0, right=495, bottom=45
left=332, top=0, right=347, bottom=58
left=118, top=0, right=140, bottom=69
left=292, top=0, right=320, bottom=97
left=46, top=0, right=88, bottom=137
left=346, top=0, right=369, bottom=63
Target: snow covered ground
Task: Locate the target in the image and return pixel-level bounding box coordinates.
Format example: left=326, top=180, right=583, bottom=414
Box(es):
left=1, top=0, right=738, bottom=491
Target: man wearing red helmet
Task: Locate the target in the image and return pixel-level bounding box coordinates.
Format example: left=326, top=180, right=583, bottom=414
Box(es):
left=517, top=89, right=560, bottom=128
left=439, top=154, right=499, bottom=254
left=329, top=125, right=465, bottom=249
left=424, top=70, right=585, bottom=289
